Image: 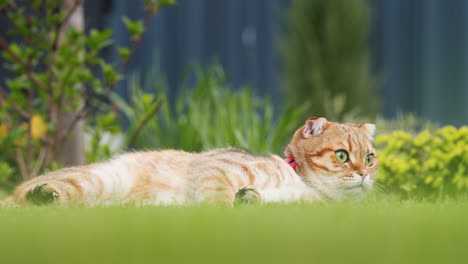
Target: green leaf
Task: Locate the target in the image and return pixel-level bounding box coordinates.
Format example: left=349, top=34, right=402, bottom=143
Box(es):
left=66, top=28, right=83, bottom=42
left=87, top=29, right=113, bottom=52
left=141, top=94, right=154, bottom=106
left=32, top=0, right=42, bottom=9
left=0, top=0, right=9, bottom=9
left=158, top=0, right=176, bottom=7
left=144, top=0, right=157, bottom=5
left=6, top=76, right=29, bottom=92
left=0, top=161, right=14, bottom=182
left=96, top=112, right=120, bottom=133
left=118, top=47, right=131, bottom=62
left=122, top=16, right=144, bottom=41
left=47, top=12, right=66, bottom=26
left=9, top=43, right=21, bottom=55
left=100, top=62, right=121, bottom=85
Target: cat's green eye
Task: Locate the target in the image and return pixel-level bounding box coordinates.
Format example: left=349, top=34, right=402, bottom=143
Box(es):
left=365, top=154, right=374, bottom=166
left=335, top=150, right=349, bottom=163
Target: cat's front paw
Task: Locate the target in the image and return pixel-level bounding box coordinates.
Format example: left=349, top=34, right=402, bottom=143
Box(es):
left=26, top=184, right=60, bottom=205
left=235, top=187, right=262, bottom=205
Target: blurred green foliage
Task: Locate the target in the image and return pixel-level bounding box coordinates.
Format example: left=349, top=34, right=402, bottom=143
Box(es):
left=85, top=111, right=122, bottom=163
left=0, top=0, right=464, bottom=202
left=58, top=60, right=468, bottom=199
left=0, top=0, right=172, bottom=183
left=115, top=64, right=307, bottom=154
left=281, top=0, right=379, bottom=120
left=376, top=112, right=440, bottom=135
left=376, top=126, right=468, bottom=197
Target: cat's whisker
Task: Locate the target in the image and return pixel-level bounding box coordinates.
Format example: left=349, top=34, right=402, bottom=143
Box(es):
left=373, top=181, right=389, bottom=195
left=371, top=184, right=386, bottom=199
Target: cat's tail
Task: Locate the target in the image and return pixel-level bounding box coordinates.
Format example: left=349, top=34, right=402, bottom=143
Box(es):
left=0, top=196, right=15, bottom=207
left=12, top=165, right=122, bottom=206
left=13, top=153, right=153, bottom=206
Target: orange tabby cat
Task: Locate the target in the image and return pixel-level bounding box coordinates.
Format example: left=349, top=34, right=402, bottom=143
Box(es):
left=12, top=117, right=377, bottom=206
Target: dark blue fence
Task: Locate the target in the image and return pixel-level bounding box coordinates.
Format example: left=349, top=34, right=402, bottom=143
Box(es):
left=1, top=0, right=466, bottom=125
left=372, top=0, right=467, bottom=125
left=85, top=0, right=287, bottom=105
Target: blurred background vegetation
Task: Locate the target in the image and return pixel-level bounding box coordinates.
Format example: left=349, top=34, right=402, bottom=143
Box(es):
left=280, top=0, right=378, bottom=120
left=0, top=0, right=466, bottom=199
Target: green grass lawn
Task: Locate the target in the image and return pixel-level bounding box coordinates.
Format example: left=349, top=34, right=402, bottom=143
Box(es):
left=1, top=199, right=468, bottom=264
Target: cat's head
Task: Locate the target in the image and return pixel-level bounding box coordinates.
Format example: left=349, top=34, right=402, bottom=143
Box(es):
left=285, top=117, right=378, bottom=200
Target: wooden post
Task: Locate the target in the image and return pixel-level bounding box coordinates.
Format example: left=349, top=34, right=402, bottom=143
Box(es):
left=56, top=0, right=85, bottom=166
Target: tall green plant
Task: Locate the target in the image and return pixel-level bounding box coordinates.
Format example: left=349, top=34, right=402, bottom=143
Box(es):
left=280, top=0, right=379, bottom=121
left=115, top=64, right=307, bottom=155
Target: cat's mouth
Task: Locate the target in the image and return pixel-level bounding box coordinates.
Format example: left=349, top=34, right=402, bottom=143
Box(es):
left=342, top=175, right=373, bottom=191
left=344, top=184, right=371, bottom=193
left=347, top=186, right=364, bottom=191
left=350, top=183, right=373, bottom=192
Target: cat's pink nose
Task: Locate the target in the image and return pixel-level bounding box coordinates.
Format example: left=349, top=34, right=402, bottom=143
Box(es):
left=357, top=169, right=368, bottom=177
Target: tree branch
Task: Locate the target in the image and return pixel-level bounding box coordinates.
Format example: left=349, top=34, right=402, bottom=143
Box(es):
left=51, top=0, right=83, bottom=51
left=2, top=12, right=35, bottom=46
left=58, top=8, right=158, bottom=146
left=0, top=36, right=49, bottom=92
left=48, top=0, right=84, bottom=108
left=31, top=148, right=46, bottom=178
left=57, top=104, right=85, bottom=145
left=0, top=88, right=31, bottom=119
left=15, top=148, right=29, bottom=180
left=82, top=9, right=157, bottom=120
left=119, top=8, right=157, bottom=74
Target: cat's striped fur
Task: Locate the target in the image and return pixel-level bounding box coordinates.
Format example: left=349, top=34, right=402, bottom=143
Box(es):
left=12, top=117, right=378, bottom=206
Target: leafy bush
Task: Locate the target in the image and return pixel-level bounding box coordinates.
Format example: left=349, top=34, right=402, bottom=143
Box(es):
left=280, top=0, right=379, bottom=121
left=0, top=0, right=172, bottom=183
left=115, top=64, right=307, bottom=154
left=376, top=126, right=468, bottom=197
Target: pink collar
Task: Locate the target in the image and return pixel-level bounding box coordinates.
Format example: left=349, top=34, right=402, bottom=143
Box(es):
left=285, top=157, right=297, bottom=170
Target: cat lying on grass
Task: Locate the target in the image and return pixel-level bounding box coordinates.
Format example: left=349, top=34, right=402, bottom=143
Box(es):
left=11, top=117, right=377, bottom=206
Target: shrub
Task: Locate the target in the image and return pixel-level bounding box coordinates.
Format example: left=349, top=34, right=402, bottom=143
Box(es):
left=280, top=0, right=379, bottom=121
left=0, top=0, right=172, bottom=183
left=376, top=126, right=468, bottom=197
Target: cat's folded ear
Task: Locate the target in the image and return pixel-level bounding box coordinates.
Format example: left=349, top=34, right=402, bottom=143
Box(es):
left=353, top=123, right=376, bottom=141
left=302, top=117, right=329, bottom=138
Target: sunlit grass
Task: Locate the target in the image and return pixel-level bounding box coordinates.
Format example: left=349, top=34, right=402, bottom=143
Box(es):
left=1, top=199, right=468, bottom=264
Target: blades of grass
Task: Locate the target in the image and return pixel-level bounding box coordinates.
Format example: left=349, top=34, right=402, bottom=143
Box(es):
left=121, top=60, right=306, bottom=154
left=125, top=99, right=163, bottom=147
